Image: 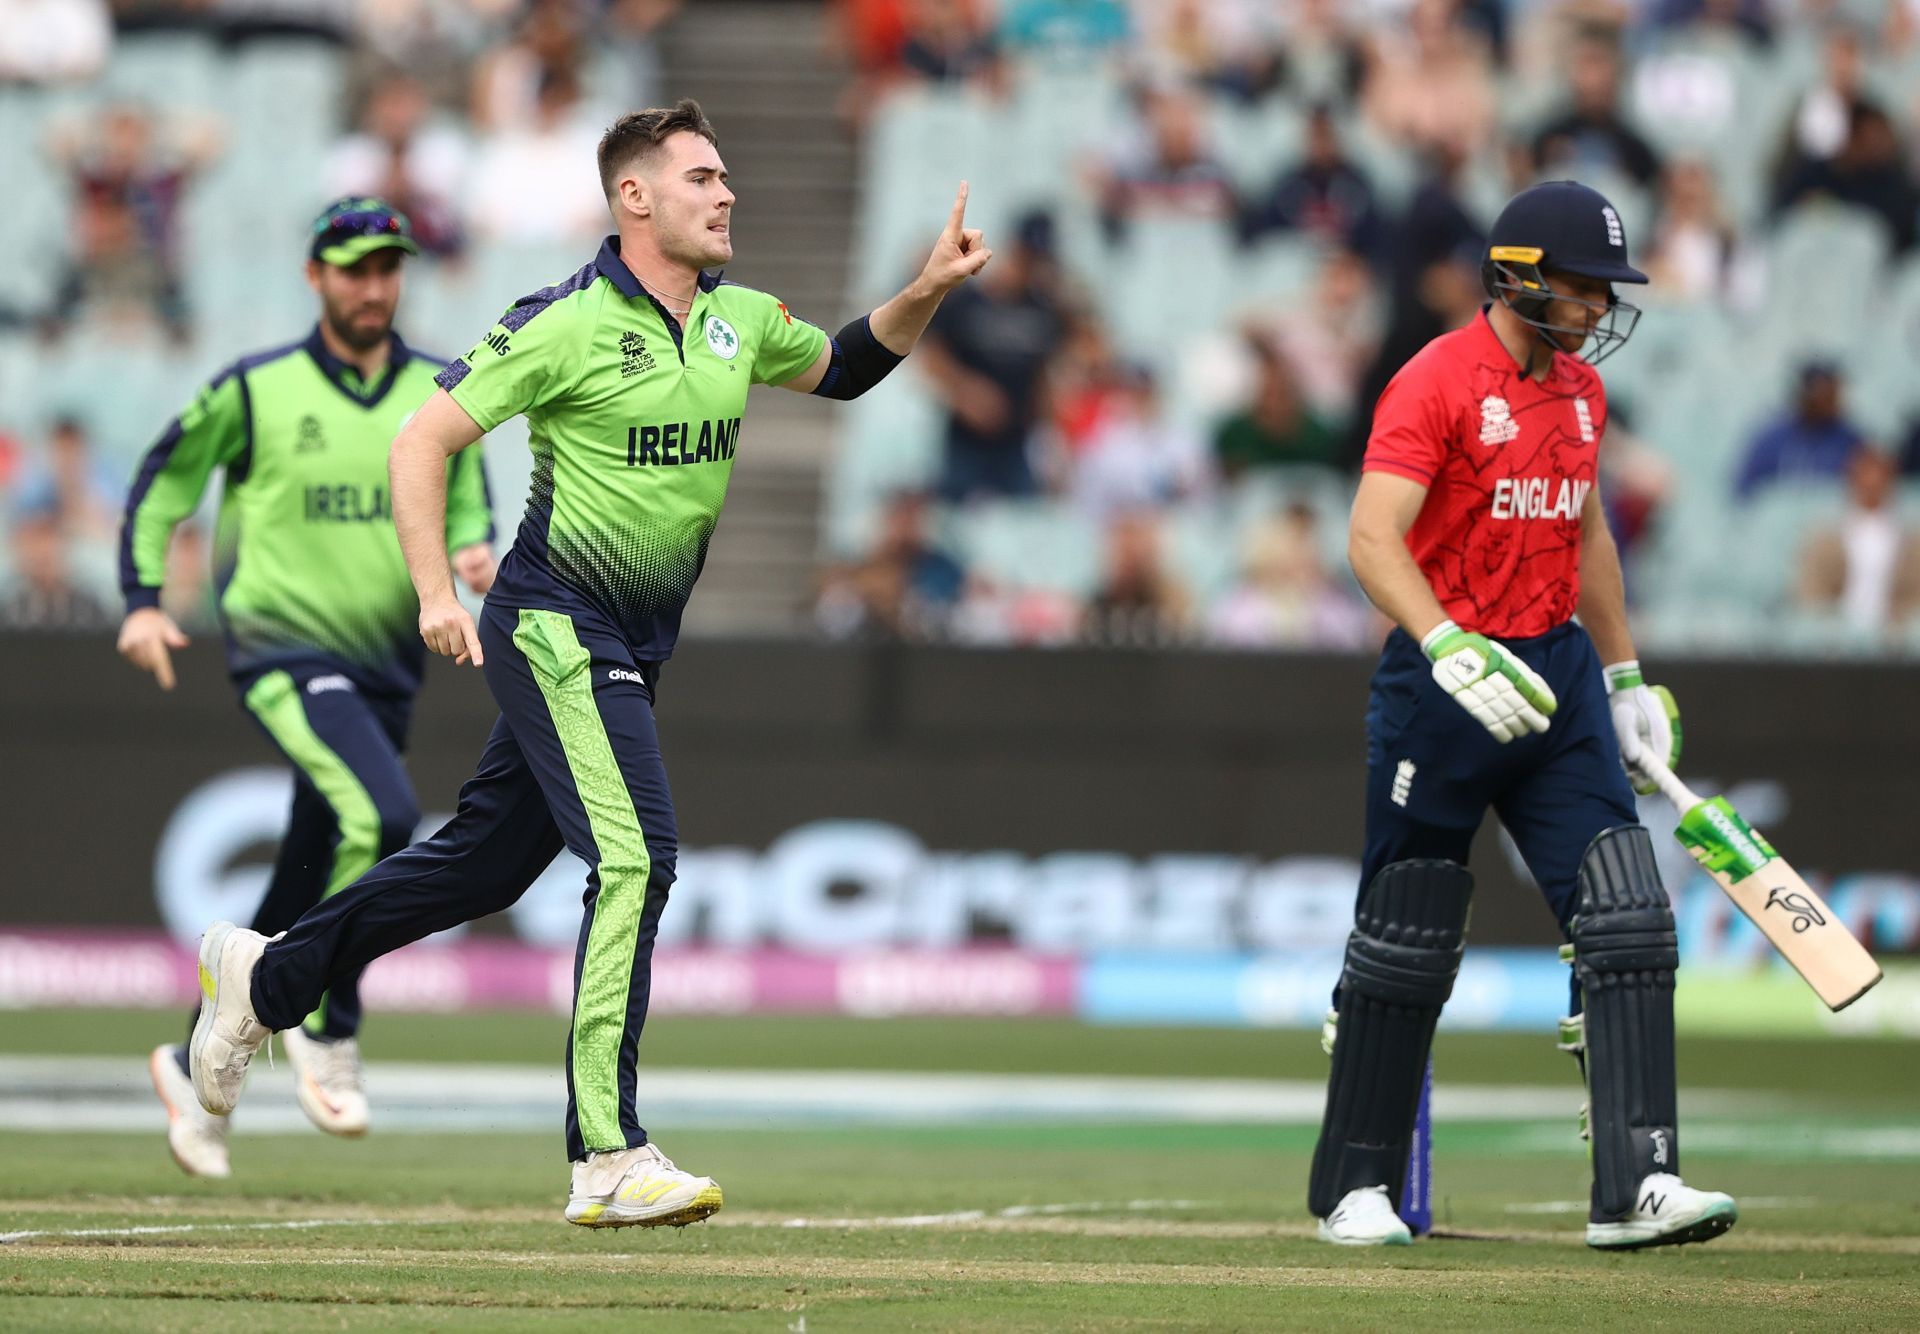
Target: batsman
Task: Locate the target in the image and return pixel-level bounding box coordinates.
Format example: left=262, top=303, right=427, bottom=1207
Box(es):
left=1310, top=180, right=1737, bottom=1249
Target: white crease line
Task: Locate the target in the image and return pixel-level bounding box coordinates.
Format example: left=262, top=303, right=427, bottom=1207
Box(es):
left=1504, top=1196, right=1817, bottom=1215
left=1, top=1199, right=1215, bottom=1245
left=767, top=1199, right=1211, bottom=1229
left=0, top=1217, right=409, bottom=1245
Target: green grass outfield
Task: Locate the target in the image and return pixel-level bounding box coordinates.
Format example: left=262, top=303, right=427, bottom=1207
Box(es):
left=3, top=1014, right=1918, bottom=1330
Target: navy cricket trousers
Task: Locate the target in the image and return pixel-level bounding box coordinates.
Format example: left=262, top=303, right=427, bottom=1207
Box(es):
left=189, top=663, right=420, bottom=1045
left=1359, top=620, right=1638, bottom=937
left=249, top=599, right=679, bottom=1161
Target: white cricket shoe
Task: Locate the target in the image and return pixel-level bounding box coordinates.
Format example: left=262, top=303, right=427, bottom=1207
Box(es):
left=1586, top=1173, right=1738, bottom=1250
left=1317, top=1185, right=1414, bottom=1246
left=565, top=1143, right=724, bottom=1229
left=283, top=1027, right=369, bottom=1137
left=149, top=1044, right=231, bottom=1179
left=189, top=922, right=274, bottom=1115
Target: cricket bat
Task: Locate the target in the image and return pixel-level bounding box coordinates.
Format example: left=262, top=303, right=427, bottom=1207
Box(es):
left=1639, top=755, right=1881, bottom=1011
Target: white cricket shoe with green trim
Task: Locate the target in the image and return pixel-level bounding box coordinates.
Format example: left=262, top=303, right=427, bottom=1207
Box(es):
left=565, top=1143, right=724, bottom=1228
left=1587, top=1173, right=1737, bottom=1249
left=1317, top=1185, right=1413, bottom=1246
left=149, top=1044, right=231, bottom=1178
left=283, top=1027, right=369, bottom=1137
left=188, top=922, right=273, bottom=1115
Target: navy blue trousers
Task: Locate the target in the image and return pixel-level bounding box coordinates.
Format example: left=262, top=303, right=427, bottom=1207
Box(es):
left=178, top=663, right=418, bottom=1058
left=1360, top=620, right=1638, bottom=941
left=250, top=599, right=679, bottom=1161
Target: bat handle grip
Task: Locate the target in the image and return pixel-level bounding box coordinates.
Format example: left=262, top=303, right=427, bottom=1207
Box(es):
left=1636, top=752, right=1704, bottom=815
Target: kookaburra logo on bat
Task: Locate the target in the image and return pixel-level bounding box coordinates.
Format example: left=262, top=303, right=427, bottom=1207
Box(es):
left=1764, top=886, right=1827, bottom=933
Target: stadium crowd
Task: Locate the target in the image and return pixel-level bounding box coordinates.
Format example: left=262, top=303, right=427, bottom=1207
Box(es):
left=3, top=0, right=1920, bottom=655
left=817, top=0, right=1920, bottom=652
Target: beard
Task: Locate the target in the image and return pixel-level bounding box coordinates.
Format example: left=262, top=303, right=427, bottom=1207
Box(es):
left=325, top=303, right=393, bottom=353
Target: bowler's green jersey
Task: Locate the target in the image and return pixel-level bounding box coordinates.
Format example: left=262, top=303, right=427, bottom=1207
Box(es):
left=436, top=236, right=826, bottom=658
left=121, top=328, right=495, bottom=694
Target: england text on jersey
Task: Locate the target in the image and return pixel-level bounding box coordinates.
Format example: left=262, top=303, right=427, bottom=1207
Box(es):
left=1362, top=311, right=1606, bottom=639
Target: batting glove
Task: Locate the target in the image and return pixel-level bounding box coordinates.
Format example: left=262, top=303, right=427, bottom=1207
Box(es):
left=1422, top=619, right=1557, bottom=743
left=1604, top=659, right=1680, bottom=795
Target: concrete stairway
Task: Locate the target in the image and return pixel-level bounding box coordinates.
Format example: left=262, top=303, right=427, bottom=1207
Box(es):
left=656, top=1, right=854, bottom=637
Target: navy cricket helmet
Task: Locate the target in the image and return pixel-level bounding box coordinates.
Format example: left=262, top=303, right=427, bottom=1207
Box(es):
left=1482, top=180, right=1647, bottom=366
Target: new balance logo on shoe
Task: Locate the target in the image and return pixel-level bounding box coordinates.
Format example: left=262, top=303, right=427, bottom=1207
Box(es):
left=1639, top=1187, right=1667, bottom=1216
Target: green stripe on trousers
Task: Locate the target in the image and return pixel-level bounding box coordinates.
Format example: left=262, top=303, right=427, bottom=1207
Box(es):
left=243, top=669, right=383, bottom=1036
left=513, top=609, right=652, bottom=1153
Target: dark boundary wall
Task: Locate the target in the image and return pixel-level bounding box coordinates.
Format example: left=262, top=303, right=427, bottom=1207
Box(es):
left=3, top=631, right=1915, bottom=946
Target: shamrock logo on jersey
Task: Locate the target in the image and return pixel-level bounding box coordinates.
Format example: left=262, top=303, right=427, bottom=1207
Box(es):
left=704, top=315, right=740, bottom=361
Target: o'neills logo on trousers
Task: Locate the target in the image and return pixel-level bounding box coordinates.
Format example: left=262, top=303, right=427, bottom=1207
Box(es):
left=626, top=418, right=741, bottom=467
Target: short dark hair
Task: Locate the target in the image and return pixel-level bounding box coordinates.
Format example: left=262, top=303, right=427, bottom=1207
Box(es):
left=597, top=98, right=718, bottom=199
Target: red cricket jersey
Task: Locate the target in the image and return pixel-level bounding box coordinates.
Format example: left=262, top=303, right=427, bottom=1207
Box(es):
left=1362, top=311, right=1606, bottom=639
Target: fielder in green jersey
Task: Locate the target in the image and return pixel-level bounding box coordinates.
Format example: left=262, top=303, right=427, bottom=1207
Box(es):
left=119, top=198, right=496, bottom=1181
left=188, top=100, right=994, bottom=1228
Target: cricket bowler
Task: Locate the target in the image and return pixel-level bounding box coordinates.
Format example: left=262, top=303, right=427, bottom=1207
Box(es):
left=118, top=198, right=497, bottom=1176
left=1310, top=180, right=1738, bottom=1249
left=182, top=100, right=992, bottom=1226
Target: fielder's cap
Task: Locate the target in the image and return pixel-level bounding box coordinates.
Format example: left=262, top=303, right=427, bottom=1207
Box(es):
left=309, top=196, right=420, bottom=266
left=1487, top=179, right=1647, bottom=285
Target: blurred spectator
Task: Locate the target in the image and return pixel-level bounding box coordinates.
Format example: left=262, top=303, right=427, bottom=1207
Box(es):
left=1530, top=32, right=1661, bottom=188
left=1, top=511, right=114, bottom=630
left=1735, top=361, right=1868, bottom=500
left=1348, top=252, right=1484, bottom=465
left=470, top=68, right=609, bottom=244
left=1597, top=409, right=1673, bottom=568
left=1093, top=82, right=1237, bottom=244
left=1046, top=314, right=1126, bottom=460
left=830, top=0, right=911, bottom=80
left=0, top=0, right=111, bottom=82
left=1208, top=503, right=1372, bottom=649
left=12, top=418, right=118, bottom=551
left=1134, top=0, right=1283, bottom=102
left=1258, top=247, right=1383, bottom=429
left=918, top=213, right=1070, bottom=501
left=1071, top=363, right=1211, bottom=520
left=471, top=0, right=588, bottom=134
left=900, top=0, right=1001, bottom=87
left=1212, top=335, right=1342, bottom=478
left=1241, top=105, right=1383, bottom=258
left=1361, top=0, right=1496, bottom=158
left=353, top=0, right=497, bottom=104
left=0, top=428, right=24, bottom=492
left=1274, top=0, right=1366, bottom=106
left=1796, top=446, right=1920, bottom=631
left=1388, top=139, right=1486, bottom=305
left=1775, top=102, right=1920, bottom=253
left=1083, top=511, right=1191, bottom=643
left=830, top=0, right=997, bottom=124
left=1647, top=0, right=1772, bottom=45
left=816, top=492, right=965, bottom=639
left=1641, top=159, right=1744, bottom=303
left=599, top=0, right=682, bottom=110
left=44, top=102, right=220, bottom=340
left=325, top=73, right=469, bottom=259
left=1783, top=23, right=1871, bottom=169
left=997, top=0, right=1130, bottom=68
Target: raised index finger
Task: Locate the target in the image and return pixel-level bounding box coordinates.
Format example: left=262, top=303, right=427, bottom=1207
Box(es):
left=944, top=181, right=969, bottom=238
